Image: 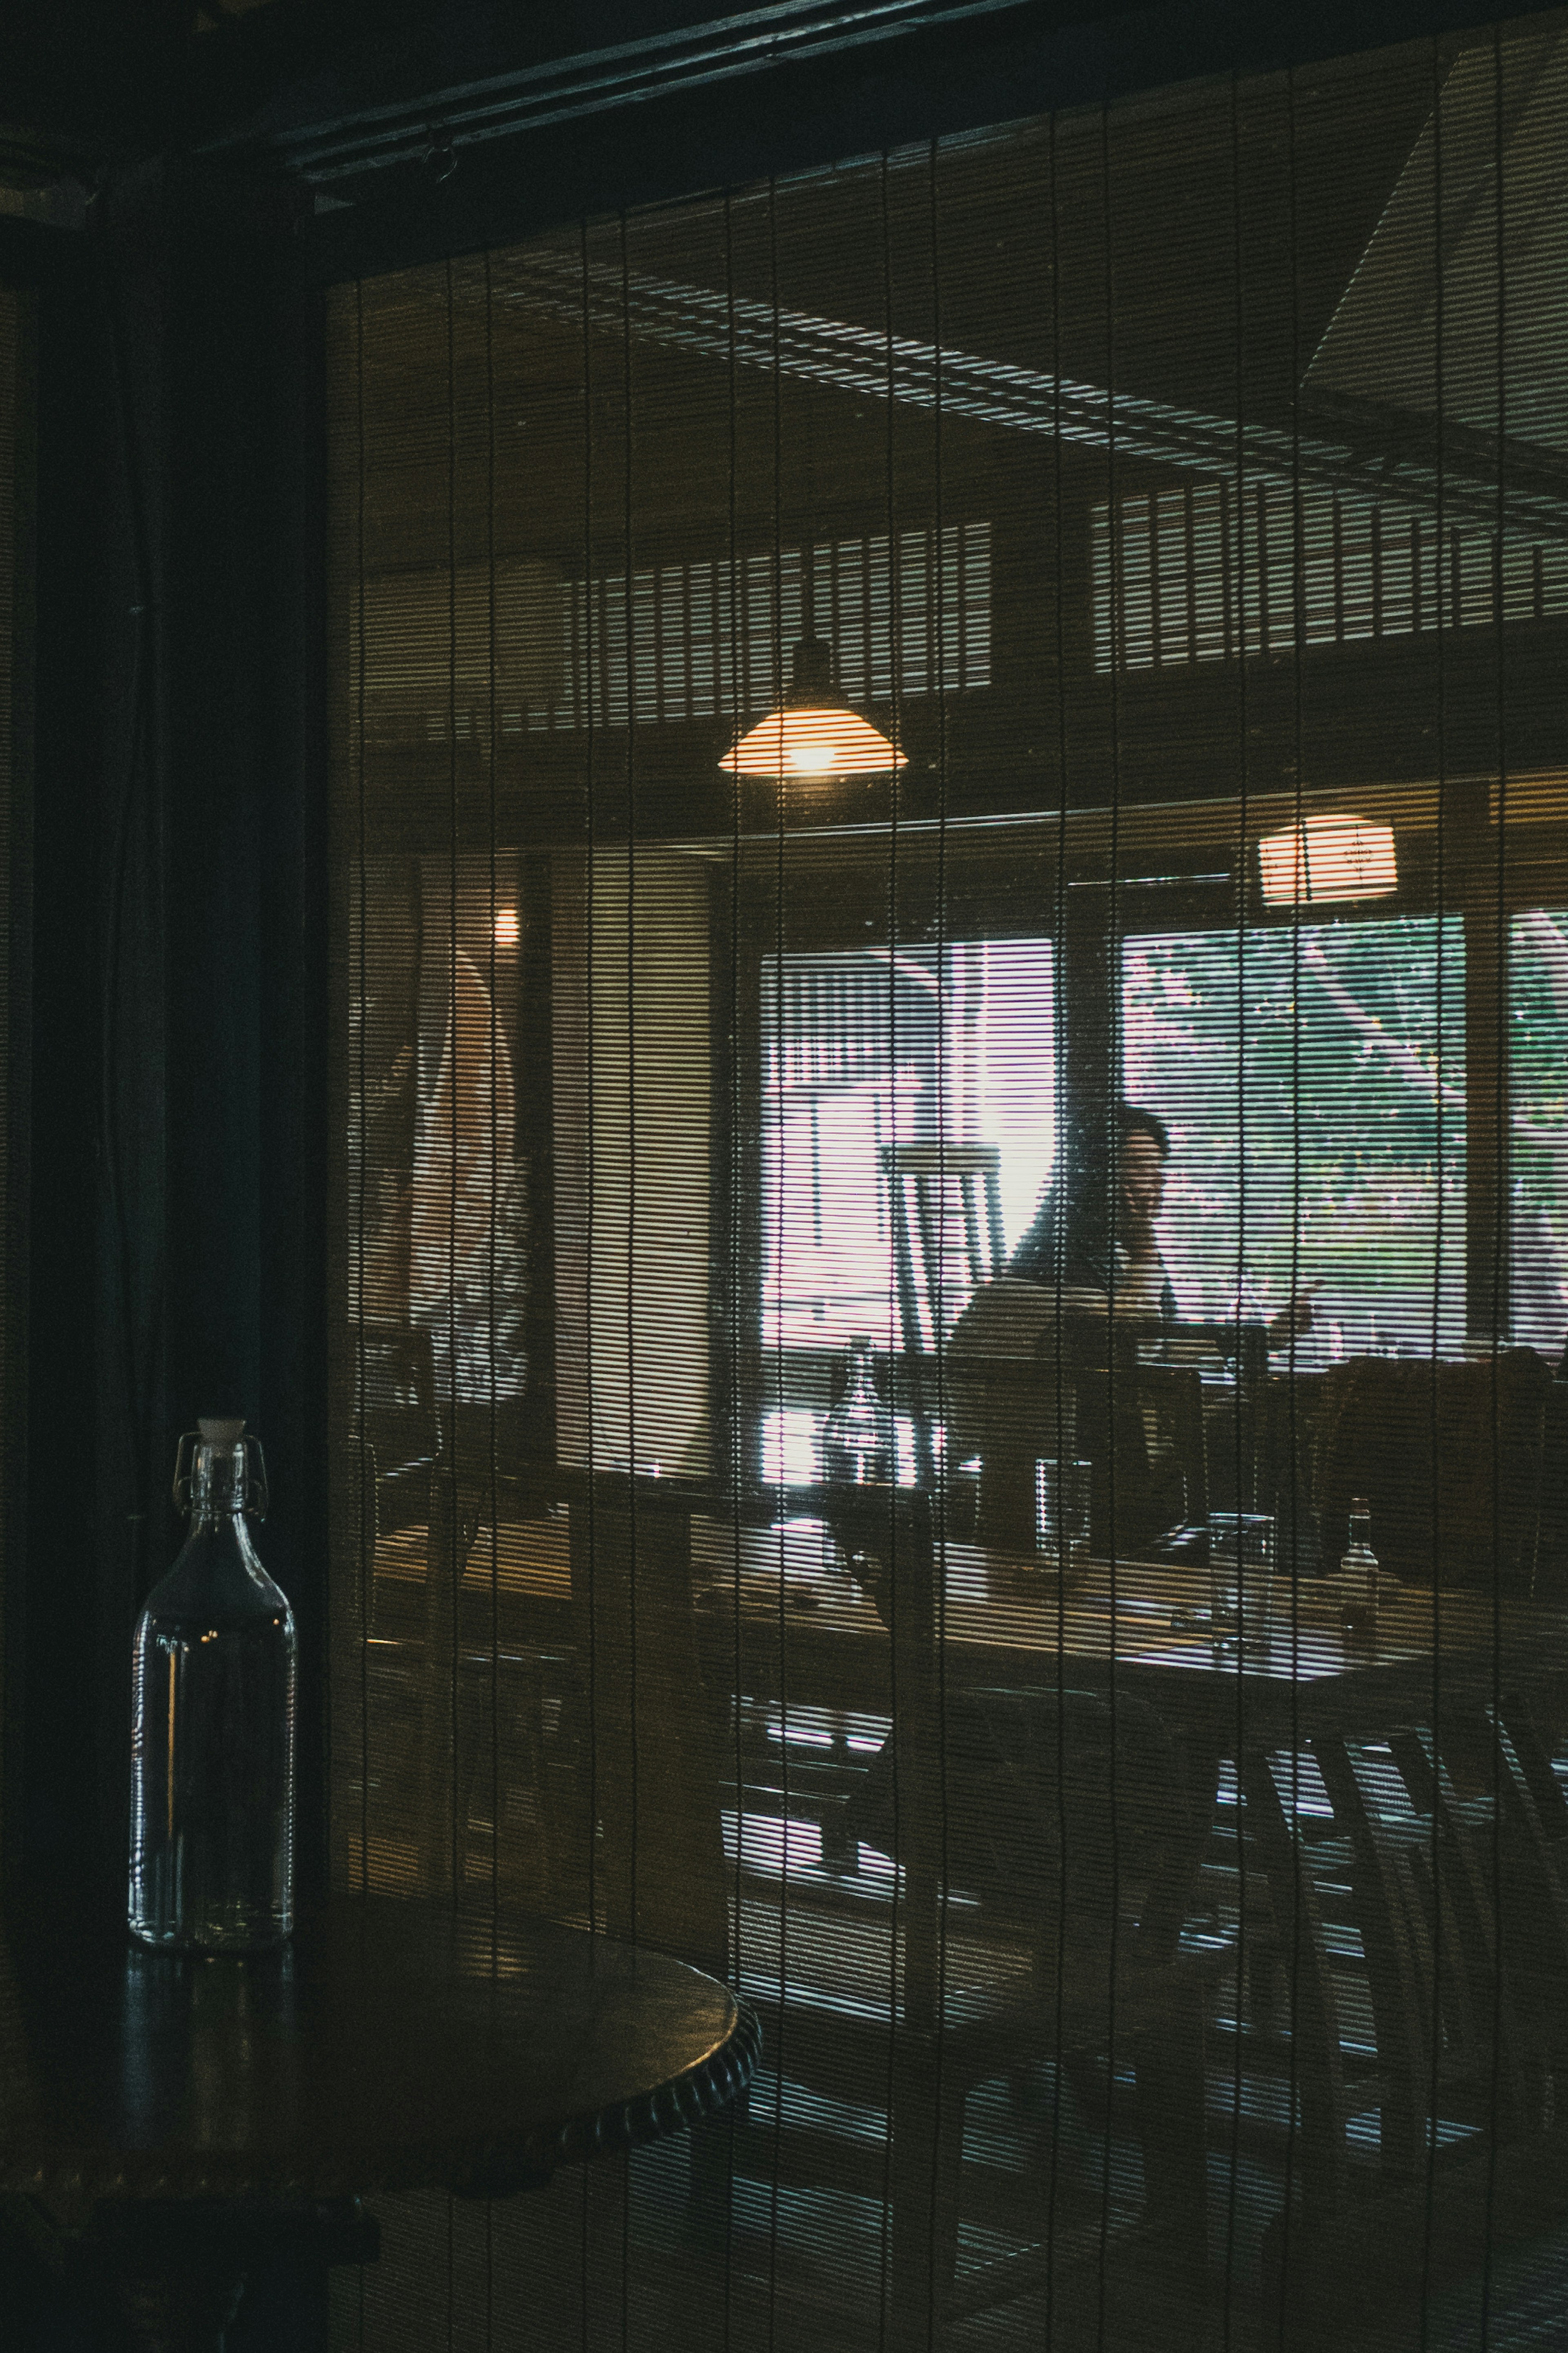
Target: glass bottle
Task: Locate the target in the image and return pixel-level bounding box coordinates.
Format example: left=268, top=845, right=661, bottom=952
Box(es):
left=128, top=1419, right=296, bottom=1952
left=1339, top=1493, right=1379, bottom=1633
left=819, top=1337, right=893, bottom=1485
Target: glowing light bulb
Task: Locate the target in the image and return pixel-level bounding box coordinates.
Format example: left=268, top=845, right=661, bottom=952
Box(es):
left=494, top=907, right=520, bottom=946
left=788, top=740, right=836, bottom=774
left=722, top=703, right=906, bottom=780
left=720, top=637, right=906, bottom=781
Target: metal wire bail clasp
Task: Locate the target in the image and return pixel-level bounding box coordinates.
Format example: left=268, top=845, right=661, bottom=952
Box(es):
left=244, top=1436, right=270, bottom=1521
left=170, top=1425, right=268, bottom=1517
left=172, top=1430, right=198, bottom=1514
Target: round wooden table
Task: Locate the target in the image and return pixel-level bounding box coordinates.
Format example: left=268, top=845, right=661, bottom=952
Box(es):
left=0, top=1893, right=758, bottom=2350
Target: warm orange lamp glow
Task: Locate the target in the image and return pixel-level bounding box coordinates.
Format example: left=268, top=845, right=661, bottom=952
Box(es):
left=493, top=906, right=521, bottom=947
left=720, top=639, right=907, bottom=779
left=1257, top=814, right=1398, bottom=906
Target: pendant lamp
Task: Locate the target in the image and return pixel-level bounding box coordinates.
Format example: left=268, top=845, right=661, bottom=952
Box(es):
left=1257, top=813, right=1397, bottom=906
left=720, top=636, right=907, bottom=779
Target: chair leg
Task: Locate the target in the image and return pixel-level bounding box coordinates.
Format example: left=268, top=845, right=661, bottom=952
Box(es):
left=931, top=2058, right=970, bottom=2327
left=882, top=2047, right=980, bottom=2344
left=1242, top=1748, right=1351, bottom=2216
left=884, top=2040, right=944, bottom=2353
left=1131, top=1994, right=1209, bottom=2283
left=685, top=2110, right=735, bottom=2253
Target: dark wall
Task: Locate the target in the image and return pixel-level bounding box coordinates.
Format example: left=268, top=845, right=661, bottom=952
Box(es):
left=153, top=159, right=330, bottom=1907
left=16, top=218, right=131, bottom=1893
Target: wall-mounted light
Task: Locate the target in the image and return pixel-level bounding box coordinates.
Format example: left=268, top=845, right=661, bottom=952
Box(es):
left=719, top=638, right=906, bottom=781
left=493, top=907, right=521, bottom=947
left=1257, top=814, right=1397, bottom=906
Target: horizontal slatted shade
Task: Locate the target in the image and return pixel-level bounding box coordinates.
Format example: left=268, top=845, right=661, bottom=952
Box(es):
left=0, top=281, right=15, bottom=1835
left=327, top=16, right=1568, bottom=2353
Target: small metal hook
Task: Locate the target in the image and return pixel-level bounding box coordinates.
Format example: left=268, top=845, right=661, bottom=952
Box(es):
left=421, top=128, right=457, bottom=184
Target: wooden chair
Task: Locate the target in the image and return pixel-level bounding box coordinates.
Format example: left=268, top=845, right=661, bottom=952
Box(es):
left=940, top=1311, right=1207, bottom=1559
left=448, top=1502, right=578, bottom=1914
left=1309, top=1350, right=1553, bottom=1592
left=339, top=1333, right=577, bottom=1908
left=882, top=1141, right=1006, bottom=1485
left=1401, top=1696, right=1568, bottom=2102
left=559, top=1474, right=731, bottom=1974
left=942, top=1345, right=1079, bottom=1552
left=336, top=1323, right=462, bottom=1894
left=1257, top=1698, right=1568, bottom=2347
left=426, top=1467, right=730, bottom=1929
left=1073, top=1347, right=1209, bottom=1561
left=722, top=1488, right=1229, bottom=2336
left=343, top=1325, right=447, bottom=1576
left=1245, top=1679, right=1568, bottom=2302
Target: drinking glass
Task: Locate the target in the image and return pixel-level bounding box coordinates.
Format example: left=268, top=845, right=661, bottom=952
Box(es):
left=1036, top=1458, right=1092, bottom=1574
left=1207, top=1510, right=1276, bottom=1633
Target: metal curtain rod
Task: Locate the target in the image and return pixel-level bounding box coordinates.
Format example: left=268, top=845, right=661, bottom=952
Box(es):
left=200, top=0, right=1040, bottom=180
left=506, top=250, right=1568, bottom=546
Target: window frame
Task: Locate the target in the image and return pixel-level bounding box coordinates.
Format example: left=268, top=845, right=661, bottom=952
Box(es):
left=715, top=781, right=1559, bottom=1480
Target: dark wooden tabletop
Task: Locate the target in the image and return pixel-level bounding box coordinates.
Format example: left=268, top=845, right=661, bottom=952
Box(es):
left=689, top=1513, right=1568, bottom=1753
left=0, top=1895, right=758, bottom=2205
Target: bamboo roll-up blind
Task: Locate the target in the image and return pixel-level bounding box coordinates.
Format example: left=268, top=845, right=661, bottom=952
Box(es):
left=327, top=17, right=1568, bottom=2351
left=0, top=283, right=17, bottom=1838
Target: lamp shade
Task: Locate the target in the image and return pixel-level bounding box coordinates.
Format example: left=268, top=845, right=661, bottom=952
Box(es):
left=1257, top=814, right=1398, bottom=906
left=720, top=638, right=907, bottom=778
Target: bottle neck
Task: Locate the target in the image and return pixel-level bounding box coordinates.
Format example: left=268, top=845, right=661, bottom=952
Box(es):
left=189, top=1441, right=249, bottom=1530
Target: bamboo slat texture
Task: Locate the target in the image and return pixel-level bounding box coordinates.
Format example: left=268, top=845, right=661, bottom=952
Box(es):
left=326, top=18, right=1568, bottom=2350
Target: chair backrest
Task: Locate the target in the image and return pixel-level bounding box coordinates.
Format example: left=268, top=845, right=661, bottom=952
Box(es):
left=843, top=1655, right=1200, bottom=1974
left=347, top=1324, right=443, bottom=1485
left=1311, top=1350, right=1552, bottom=1590
left=940, top=1684, right=1207, bottom=1957
left=337, top=1326, right=445, bottom=1604
left=942, top=1347, right=1078, bottom=1551
left=1051, top=1351, right=1207, bottom=1557
left=882, top=1142, right=1006, bottom=1358
left=565, top=1473, right=729, bottom=1975
left=825, top=1487, right=1203, bottom=1953
left=1129, top=1360, right=1209, bottom=1526
left=881, top=1142, right=1007, bottom=1488
left=936, top=1316, right=1207, bottom=1555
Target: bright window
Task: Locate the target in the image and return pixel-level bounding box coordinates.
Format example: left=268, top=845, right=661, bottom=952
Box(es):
left=761, top=940, right=1057, bottom=1356
left=1511, top=911, right=1568, bottom=1356
left=1123, top=917, right=1466, bottom=1354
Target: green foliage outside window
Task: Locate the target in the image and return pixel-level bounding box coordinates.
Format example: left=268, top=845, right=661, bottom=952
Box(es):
left=1511, top=911, right=1568, bottom=1352
left=1124, top=917, right=1467, bottom=1354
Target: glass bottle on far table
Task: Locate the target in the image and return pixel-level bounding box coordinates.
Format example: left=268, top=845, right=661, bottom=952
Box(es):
left=128, top=1418, right=296, bottom=1952
left=1338, top=1494, right=1379, bottom=1633
left=819, top=1336, right=893, bottom=1487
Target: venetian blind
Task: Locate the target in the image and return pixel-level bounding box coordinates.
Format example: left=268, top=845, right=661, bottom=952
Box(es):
left=0, top=282, right=16, bottom=1842
left=327, top=17, right=1568, bottom=2353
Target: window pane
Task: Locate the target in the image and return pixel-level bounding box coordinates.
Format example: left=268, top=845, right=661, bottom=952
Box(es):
left=761, top=939, right=1056, bottom=1354
left=1124, top=917, right=1466, bottom=1353
left=1511, top=910, right=1568, bottom=1356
